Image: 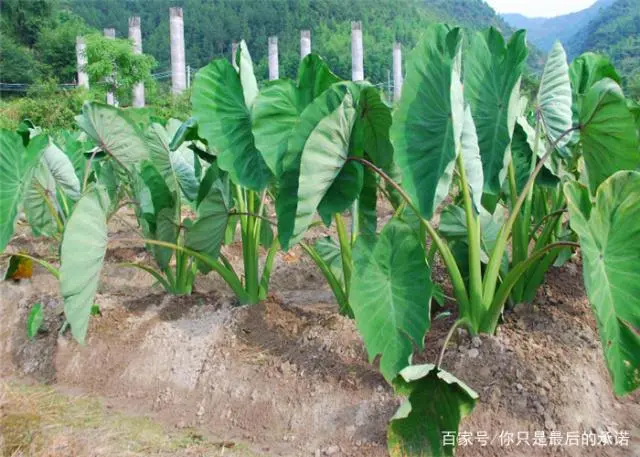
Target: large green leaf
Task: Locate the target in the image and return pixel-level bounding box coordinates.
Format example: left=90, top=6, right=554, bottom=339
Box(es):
left=16, top=119, right=40, bottom=145
left=95, top=160, right=122, bottom=216
left=276, top=84, right=354, bottom=249
left=252, top=54, right=341, bottom=175
left=0, top=131, right=47, bottom=251
left=463, top=28, right=527, bottom=195
left=565, top=172, right=640, bottom=395
left=510, top=119, right=561, bottom=193
left=294, top=89, right=358, bottom=243
left=251, top=80, right=300, bottom=175
left=316, top=160, right=363, bottom=223
left=146, top=123, right=199, bottom=201
left=628, top=99, right=640, bottom=128
left=536, top=42, right=573, bottom=150
left=137, top=162, right=178, bottom=269
left=192, top=59, right=271, bottom=192
left=439, top=204, right=506, bottom=264
left=350, top=219, right=432, bottom=382
left=24, top=161, right=57, bottom=237
left=579, top=79, right=640, bottom=193
left=238, top=40, right=258, bottom=110
left=314, top=236, right=344, bottom=287
left=357, top=167, right=378, bottom=237
left=75, top=102, right=149, bottom=168
left=459, top=106, right=484, bottom=211
left=60, top=187, right=109, bottom=344
left=391, top=25, right=463, bottom=220
left=24, top=139, right=83, bottom=237
left=388, top=364, right=478, bottom=457
left=185, top=165, right=230, bottom=272
left=358, top=85, right=394, bottom=171
left=569, top=53, right=621, bottom=101
left=57, top=130, right=90, bottom=181
left=42, top=140, right=81, bottom=199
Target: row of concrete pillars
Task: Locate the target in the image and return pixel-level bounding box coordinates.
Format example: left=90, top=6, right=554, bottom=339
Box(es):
left=228, top=22, right=404, bottom=100
left=75, top=11, right=404, bottom=107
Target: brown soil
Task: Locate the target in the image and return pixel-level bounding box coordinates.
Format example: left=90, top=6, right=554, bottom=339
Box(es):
left=1, top=210, right=639, bottom=457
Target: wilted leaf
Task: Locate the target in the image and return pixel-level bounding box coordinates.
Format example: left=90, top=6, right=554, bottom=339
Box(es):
left=388, top=364, right=478, bottom=457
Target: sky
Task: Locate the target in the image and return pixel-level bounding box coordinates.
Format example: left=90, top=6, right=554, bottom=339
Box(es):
left=485, top=0, right=597, bottom=18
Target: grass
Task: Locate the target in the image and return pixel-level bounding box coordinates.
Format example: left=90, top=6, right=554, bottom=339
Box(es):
left=0, top=381, right=261, bottom=457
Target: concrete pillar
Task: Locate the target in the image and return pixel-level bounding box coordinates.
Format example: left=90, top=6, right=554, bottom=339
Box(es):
left=104, top=28, right=116, bottom=106
left=393, top=42, right=403, bottom=102
left=75, top=36, right=89, bottom=89
left=300, top=30, right=311, bottom=59
left=351, top=21, right=364, bottom=81
left=169, top=7, right=186, bottom=94
left=231, top=41, right=238, bottom=67
left=128, top=16, right=145, bottom=107
left=268, top=36, right=279, bottom=80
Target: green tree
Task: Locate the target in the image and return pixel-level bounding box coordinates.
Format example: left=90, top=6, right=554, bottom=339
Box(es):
left=84, top=33, right=156, bottom=102
left=0, top=0, right=56, bottom=46
left=0, top=37, right=41, bottom=83
left=36, top=11, right=91, bottom=83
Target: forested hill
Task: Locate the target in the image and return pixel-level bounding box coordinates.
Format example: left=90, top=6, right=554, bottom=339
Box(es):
left=502, top=0, right=639, bottom=96
left=65, top=0, right=514, bottom=84
left=567, top=0, right=639, bottom=93
left=503, top=0, right=616, bottom=52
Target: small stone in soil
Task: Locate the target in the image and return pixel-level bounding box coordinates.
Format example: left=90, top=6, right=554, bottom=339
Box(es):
left=323, top=445, right=340, bottom=455
left=467, top=348, right=479, bottom=359
left=471, top=336, right=482, bottom=348
left=515, top=397, right=528, bottom=410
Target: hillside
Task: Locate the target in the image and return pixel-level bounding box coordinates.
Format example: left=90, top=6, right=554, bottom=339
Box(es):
left=568, top=0, right=640, bottom=94
left=65, top=0, right=514, bottom=84
left=502, top=0, right=616, bottom=51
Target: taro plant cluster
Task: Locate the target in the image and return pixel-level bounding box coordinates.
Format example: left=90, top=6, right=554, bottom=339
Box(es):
left=1, top=24, right=639, bottom=457
left=0, top=118, right=107, bottom=277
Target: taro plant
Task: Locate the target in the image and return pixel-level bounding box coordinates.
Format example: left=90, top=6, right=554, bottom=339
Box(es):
left=190, top=40, right=281, bottom=305
left=0, top=122, right=95, bottom=277
left=0, top=127, right=82, bottom=248
left=58, top=100, right=267, bottom=342
left=245, top=51, right=393, bottom=316
left=278, top=23, right=639, bottom=455
left=57, top=42, right=290, bottom=341
left=191, top=41, right=394, bottom=313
